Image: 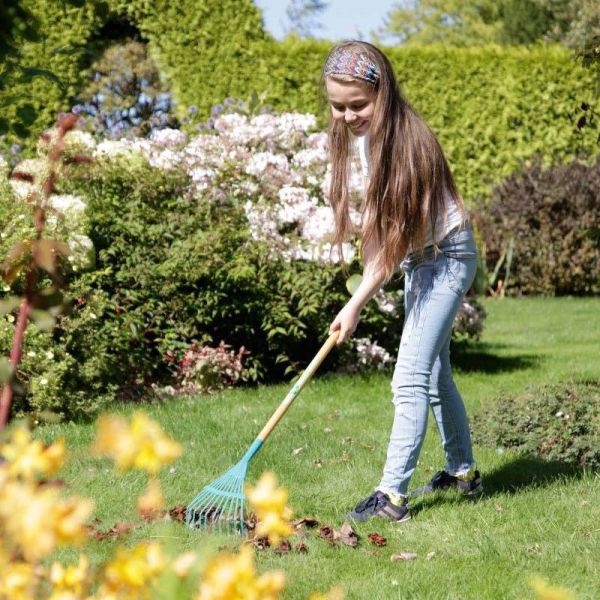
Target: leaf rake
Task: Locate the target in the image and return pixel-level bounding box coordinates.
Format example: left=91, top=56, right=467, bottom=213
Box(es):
left=186, top=331, right=339, bottom=534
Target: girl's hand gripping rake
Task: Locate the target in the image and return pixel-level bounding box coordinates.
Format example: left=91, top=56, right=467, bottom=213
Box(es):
left=186, top=331, right=340, bottom=534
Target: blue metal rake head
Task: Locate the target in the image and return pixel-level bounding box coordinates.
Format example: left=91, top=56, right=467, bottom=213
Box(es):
left=185, top=439, right=262, bottom=535
left=185, top=332, right=339, bottom=534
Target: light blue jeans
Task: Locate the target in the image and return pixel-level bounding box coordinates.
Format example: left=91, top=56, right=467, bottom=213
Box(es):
left=378, top=223, right=478, bottom=499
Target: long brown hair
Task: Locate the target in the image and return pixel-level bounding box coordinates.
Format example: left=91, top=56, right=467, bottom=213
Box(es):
left=323, top=40, right=464, bottom=282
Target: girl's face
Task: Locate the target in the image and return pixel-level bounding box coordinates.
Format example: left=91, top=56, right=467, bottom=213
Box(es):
left=326, top=77, right=376, bottom=137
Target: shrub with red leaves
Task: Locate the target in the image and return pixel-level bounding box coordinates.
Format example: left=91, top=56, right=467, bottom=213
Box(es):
left=474, top=157, right=600, bottom=295
left=173, top=341, right=249, bottom=395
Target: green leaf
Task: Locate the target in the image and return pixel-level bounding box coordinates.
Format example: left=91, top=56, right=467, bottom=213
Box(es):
left=31, top=288, right=64, bottom=310
left=16, top=104, right=36, bottom=125
left=0, top=357, right=13, bottom=385
left=0, top=117, right=8, bottom=136
left=29, top=309, right=56, bottom=331
left=0, top=296, right=21, bottom=315
left=346, top=274, right=362, bottom=296
left=18, top=67, right=64, bottom=89
left=12, top=121, right=29, bottom=138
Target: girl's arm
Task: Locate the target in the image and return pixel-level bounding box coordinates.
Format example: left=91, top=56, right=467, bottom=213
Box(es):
left=329, top=235, right=385, bottom=345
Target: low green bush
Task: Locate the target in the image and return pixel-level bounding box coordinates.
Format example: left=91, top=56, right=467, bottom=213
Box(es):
left=473, top=381, right=600, bottom=468
left=474, top=156, right=600, bottom=295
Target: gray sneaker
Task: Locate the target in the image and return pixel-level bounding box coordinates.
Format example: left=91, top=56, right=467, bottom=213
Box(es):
left=410, top=470, right=483, bottom=497
left=347, top=490, right=411, bottom=523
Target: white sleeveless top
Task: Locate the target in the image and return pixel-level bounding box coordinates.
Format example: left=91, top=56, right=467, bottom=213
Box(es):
left=357, top=133, right=464, bottom=248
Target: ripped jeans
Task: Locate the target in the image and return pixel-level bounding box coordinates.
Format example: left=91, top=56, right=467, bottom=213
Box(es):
left=378, top=223, right=478, bottom=499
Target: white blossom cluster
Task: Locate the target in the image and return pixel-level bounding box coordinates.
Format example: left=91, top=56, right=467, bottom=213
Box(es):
left=64, top=111, right=367, bottom=265
left=3, top=155, right=95, bottom=273
left=354, top=337, right=394, bottom=370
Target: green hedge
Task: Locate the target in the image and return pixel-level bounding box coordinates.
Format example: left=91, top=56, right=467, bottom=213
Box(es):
left=1, top=0, right=268, bottom=148
left=3, top=2, right=599, bottom=201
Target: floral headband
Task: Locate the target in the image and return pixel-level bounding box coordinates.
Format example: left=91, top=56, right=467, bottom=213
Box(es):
left=324, top=47, right=380, bottom=86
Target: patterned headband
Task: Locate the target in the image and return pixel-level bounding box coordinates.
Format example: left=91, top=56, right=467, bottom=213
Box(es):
left=324, top=47, right=380, bottom=86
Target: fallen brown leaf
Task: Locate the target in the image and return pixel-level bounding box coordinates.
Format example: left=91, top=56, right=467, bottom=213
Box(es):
left=38, top=479, right=67, bottom=489
left=332, top=452, right=351, bottom=464
left=296, top=542, right=309, bottom=553
left=392, top=552, right=418, bottom=562
left=526, top=543, right=541, bottom=553
left=250, top=536, right=270, bottom=550
left=318, top=525, right=336, bottom=546
left=391, top=552, right=417, bottom=561
left=168, top=505, right=186, bottom=523
left=426, top=551, right=436, bottom=560
left=292, top=517, right=319, bottom=530
left=333, top=521, right=359, bottom=548
left=275, top=539, right=292, bottom=555
left=244, top=512, right=258, bottom=532
left=87, top=521, right=137, bottom=541
left=313, top=459, right=323, bottom=468
left=495, top=504, right=503, bottom=512
left=367, top=532, right=387, bottom=547
left=140, top=508, right=167, bottom=523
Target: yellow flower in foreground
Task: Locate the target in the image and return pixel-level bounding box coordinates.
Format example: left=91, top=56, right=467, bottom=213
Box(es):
left=0, top=561, right=36, bottom=600
left=245, top=472, right=293, bottom=545
left=308, top=586, right=345, bottom=600
left=99, top=542, right=165, bottom=597
left=93, top=412, right=182, bottom=474
left=0, top=480, right=93, bottom=561
left=0, top=426, right=65, bottom=480
left=136, top=477, right=164, bottom=517
left=529, top=576, right=576, bottom=600
left=49, top=555, right=89, bottom=599
left=172, top=552, right=198, bottom=578
left=52, top=496, right=94, bottom=546
left=197, top=545, right=285, bottom=600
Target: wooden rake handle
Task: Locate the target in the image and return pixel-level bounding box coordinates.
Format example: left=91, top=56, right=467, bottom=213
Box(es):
left=256, top=331, right=340, bottom=444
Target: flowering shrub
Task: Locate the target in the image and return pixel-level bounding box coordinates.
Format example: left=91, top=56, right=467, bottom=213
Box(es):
left=171, top=341, right=250, bottom=395
left=451, top=299, right=487, bottom=343
left=1, top=106, right=485, bottom=417
left=353, top=338, right=394, bottom=371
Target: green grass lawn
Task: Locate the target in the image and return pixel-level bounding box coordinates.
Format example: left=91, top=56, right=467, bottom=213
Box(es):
left=37, top=297, right=599, bottom=599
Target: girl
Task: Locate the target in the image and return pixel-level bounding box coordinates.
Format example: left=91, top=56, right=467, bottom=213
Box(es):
left=323, top=41, right=482, bottom=523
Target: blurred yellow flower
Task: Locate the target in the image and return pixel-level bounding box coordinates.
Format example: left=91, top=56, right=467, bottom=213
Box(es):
left=49, top=554, right=89, bottom=599
left=308, top=586, right=345, bottom=600
left=0, top=561, right=36, bottom=600
left=93, top=412, right=182, bottom=474
left=0, top=426, right=65, bottom=480
left=52, top=496, right=94, bottom=546
left=0, top=480, right=92, bottom=561
left=172, top=551, right=198, bottom=578
left=196, top=545, right=285, bottom=600
left=99, top=542, right=165, bottom=597
left=136, top=477, right=164, bottom=517
left=245, top=472, right=293, bottom=545
left=529, top=576, right=576, bottom=600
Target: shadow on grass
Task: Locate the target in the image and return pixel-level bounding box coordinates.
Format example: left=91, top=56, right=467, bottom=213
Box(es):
left=451, top=342, right=541, bottom=374
left=411, top=455, right=593, bottom=515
